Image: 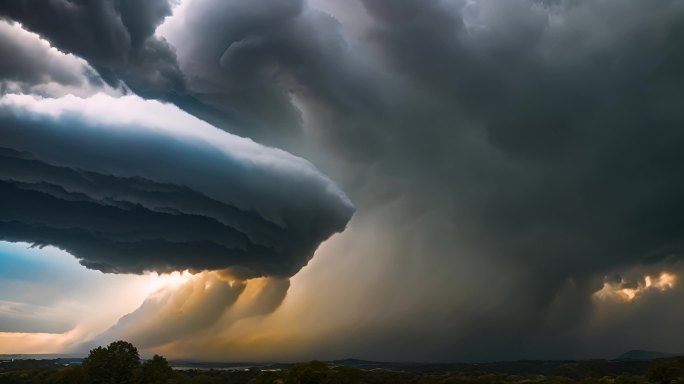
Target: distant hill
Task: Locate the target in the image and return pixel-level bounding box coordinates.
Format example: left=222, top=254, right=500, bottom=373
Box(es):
left=0, top=354, right=81, bottom=360
left=615, top=350, right=679, bottom=361
left=2, top=353, right=673, bottom=376
left=327, top=358, right=654, bottom=377
left=329, top=359, right=387, bottom=369
left=0, top=356, right=659, bottom=377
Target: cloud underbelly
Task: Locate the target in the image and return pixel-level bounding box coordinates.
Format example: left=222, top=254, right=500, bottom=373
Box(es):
left=0, top=93, right=354, bottom=277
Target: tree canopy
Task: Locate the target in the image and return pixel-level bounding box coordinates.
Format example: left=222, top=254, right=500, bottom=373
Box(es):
left=82, top=341, right=141, bottom=383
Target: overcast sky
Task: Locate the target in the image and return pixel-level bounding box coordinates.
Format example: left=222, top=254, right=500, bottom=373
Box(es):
left=2, top=0, right=684, bottom=362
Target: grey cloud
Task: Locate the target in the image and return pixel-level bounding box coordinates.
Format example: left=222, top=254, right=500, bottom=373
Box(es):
left=0, top=20, right=114, bottom=97
left=0, top=23, right=84, bottom=87
left=343, top=0, right=684, bottom=359
left=0, top=300, right=73, bottom=334
left=163, top=0, right=387, bottom=150
left=157, top=0, right=684, bottom=360
left=2, top=0, right=684, bottom=362
left=0, top=0, right=184, bottom=97
left=0, top=94, right=353, bottom=277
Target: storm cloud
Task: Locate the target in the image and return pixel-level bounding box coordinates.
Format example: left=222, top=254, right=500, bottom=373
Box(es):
left=0, top=20, right=118, bottom=97
left=0, top=93, right=353, bottom=277
left=0, top=0, right=184, bottom=97
left=156, top=0, right=684, bottom=360
left=3, top=0, right=684, bottom=362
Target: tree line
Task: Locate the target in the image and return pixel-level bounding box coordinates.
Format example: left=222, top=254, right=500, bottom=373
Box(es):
left=2, top=341, right=684, bottom=384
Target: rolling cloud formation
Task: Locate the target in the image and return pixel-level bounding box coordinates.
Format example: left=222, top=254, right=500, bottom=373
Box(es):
left=0, top=93, right=353, bottom=276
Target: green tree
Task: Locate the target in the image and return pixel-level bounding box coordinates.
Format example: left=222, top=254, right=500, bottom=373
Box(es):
left=249, top=370, right=285, bottom=384
left=615, top=373, right=644, bottom=384
left=82, top=346, right=111, bottom=382
left=646, top=360, right=681, bottom=384
left=47, top=366, right=87, bottom=384
left=285, top=361, right=330, bottom=384
left=331, top=365, right=364, bottom=384
left=139, top=355, right=174, bottom=384
left=82, top=341, right=141, bottom=383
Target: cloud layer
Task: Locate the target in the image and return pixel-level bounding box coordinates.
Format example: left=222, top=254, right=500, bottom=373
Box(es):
left=0, top=93, right=353, bottom=276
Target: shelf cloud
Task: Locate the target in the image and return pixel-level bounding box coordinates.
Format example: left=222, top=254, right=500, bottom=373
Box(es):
left=0, top=93, right=354, bottom=277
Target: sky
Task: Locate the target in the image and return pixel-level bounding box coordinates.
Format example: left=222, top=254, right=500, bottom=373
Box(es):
left=1, top=0, right=684, bottom=362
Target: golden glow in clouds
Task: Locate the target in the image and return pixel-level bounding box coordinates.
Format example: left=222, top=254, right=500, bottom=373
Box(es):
left=594, top=272, right=676, bottom=302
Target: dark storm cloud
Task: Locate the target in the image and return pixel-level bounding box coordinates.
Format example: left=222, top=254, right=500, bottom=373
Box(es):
left=0, top=0, right=184, bottom=97
left=164, top=0, right=387, bottom=148
left=0, top=20, right=113, bottom=97
left=0, top=94, right=353, bottom=277
left=2, top=0, right=684, bottom=361
left=348, top=0, right=684, bottom=359
left=0, top=23, right=85, bottom=87
left=158, top=0, right=684, bottom=360
left=359, top=0, right=684, bottom=282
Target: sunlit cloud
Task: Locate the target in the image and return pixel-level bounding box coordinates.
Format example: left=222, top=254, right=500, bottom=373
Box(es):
left=88, top=271, right=291, bottom=354
left=144, top=271, right=195, bottom=296
left=593, top=272, right=677, bottom=302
